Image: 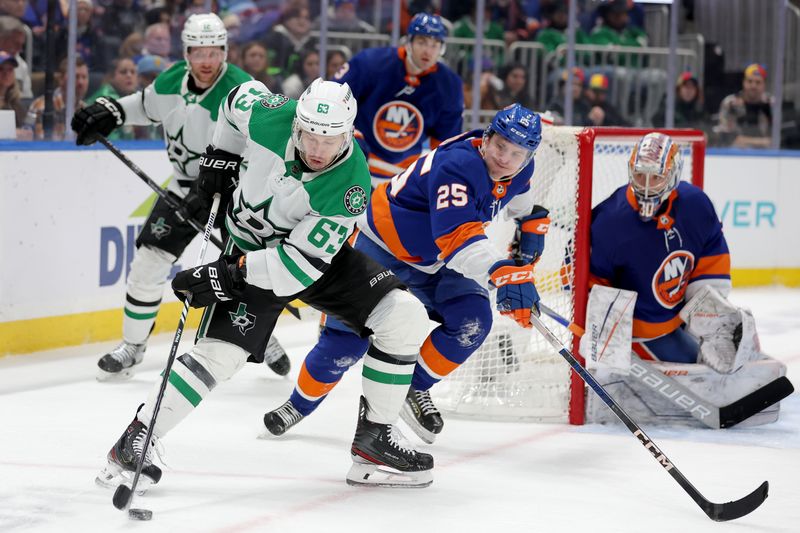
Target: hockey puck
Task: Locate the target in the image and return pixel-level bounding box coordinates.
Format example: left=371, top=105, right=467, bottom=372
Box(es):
left=129, top=508, right=153, bottom=521
left=112, top=484, right=132, bottom=510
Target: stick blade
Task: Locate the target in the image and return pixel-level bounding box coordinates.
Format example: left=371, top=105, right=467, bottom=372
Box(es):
left=720, top=377, right=794, bottom=428
left=702, top=481, right=768, bottom=522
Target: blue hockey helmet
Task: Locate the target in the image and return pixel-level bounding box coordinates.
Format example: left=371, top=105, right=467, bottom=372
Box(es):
left=407, top=13, right=448, bottom=42
left=482, top=104, right=542, bottom=179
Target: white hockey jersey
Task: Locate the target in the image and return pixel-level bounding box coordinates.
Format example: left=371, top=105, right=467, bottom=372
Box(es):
left=212, top=80, right=372, bottom=297
left=117, top=60, right=252, bottom=193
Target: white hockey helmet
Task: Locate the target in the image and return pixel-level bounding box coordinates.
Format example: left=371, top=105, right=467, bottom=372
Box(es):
left=181, top=13, right=227, bottom=58
left=628, top=132, right=683, bottom=220
left=292, top=78, right=358, bottom=167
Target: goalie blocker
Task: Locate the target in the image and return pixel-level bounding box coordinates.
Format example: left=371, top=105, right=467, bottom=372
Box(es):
left=579, top=285, right=790, bottom=428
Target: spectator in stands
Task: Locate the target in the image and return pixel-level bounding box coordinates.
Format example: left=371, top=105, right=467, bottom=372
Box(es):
left=454, top=0, right=505, bottom=41
left=240, top=41, right=283, bottom=92
left=535, top=0, right=589, bottom=53
left=493, top=62, right=532, bottom=109
left=325, top=49, right=346, bottom=80
left=263, top=6, right=316, bottom=78
left=136, top=54, right=167, bottom=88
left=463, top=55, right=503, bottom=111
left=0, top=50, right=24, bottom=133
left=489, top=0, right=530, bottom=45
left=0, top=0, right=25, bottom=19
left=22, top=56, right=89, bottom=140
left=0, top=16, right=30, bottom=98
left=314, top=0, right=376, bottom=33
left=653, top=71, right=709, bottom=131
left=584, top=72, right=629, bottom=126
left=141, top=22, right=175, bottom=62
left=69, top=0, right=110, bottom=73
left=100, top=0, right=146, bottom=49
left=546, top=66, right=592, bottom=126
left=118, top=31, right=144, bottom=60
left=588, top=0, right=647, bottom=66
left=281, top=47, right=318, bottom=99
left=716, top=63, right=772, bottom=149
left=587, top=0, right=645, bottom=31
left=86, top=58, right=138, bottom=140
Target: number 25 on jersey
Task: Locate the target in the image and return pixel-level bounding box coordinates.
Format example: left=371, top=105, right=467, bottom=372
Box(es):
left=436, top=183, right=468, bottom=209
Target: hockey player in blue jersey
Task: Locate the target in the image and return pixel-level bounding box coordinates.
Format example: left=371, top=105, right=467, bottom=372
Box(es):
left=332, top=13, right=464, bottom=186
left=585, top=132, right=789, bottom=426
left=263, top=104, right=552, bottom=443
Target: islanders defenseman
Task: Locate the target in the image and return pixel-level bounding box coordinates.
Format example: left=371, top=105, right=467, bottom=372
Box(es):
left=586, top=132, right=788, bottom=426
left=333, top=13, right=463, bottom=185
left=96, top=79, right=433, bottom=493
left=71, top=14, right=291, bottom=380
left=263, top=105, right=549, bottom=444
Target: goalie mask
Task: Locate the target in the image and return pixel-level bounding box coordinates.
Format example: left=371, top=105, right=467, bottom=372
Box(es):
left=292, top=78, right=357, bottom=171
left=628, top=132, right=683, bottom=220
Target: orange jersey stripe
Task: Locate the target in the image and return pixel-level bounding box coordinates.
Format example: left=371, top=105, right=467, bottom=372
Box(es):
left=434, top=221, right=486, bottom=261
left=297, top=361, right=339, bottom=398
left=691, top=253, right=731, bottom=279
left=632, top=315, right=683, bottom=339
left=420, top=336, right=460, bottom=377
left=370, top=183, right=422, bottom=262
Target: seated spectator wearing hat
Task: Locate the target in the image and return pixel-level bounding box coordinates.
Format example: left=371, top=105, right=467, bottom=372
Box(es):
left=716, top=63, right=773, bottom=149
left=314, top=0, right=376, bottom=33
left=0, top=49, right=25, bottom=133
left=588, top=0, right=647, bottom=67
left=546, top=66, right=592, bottom=126
left=22, top=56, right=89, bottom=140
left=536, top=1, right=589, bottom=54
left=584, top=73, right=628, bottom=126
left=653, top=71, right=709, bottom=131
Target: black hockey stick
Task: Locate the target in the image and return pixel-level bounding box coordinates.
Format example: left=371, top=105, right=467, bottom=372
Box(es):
left=97, top=136, right=302, bottom=321
left=539, top=303, right=793, bottom=428
left=530, top=313, right=768, bottom=521
left=112, top=194, right=221, bottom=521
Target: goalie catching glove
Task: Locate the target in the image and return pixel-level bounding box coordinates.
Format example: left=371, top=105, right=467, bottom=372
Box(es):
left=71, top=96, right=126, bottom=146
left=510, top=205, right=550, bottom=264
left=489, top=259, right=540, bottom=328
left=172, top=255, right=247, bottom=308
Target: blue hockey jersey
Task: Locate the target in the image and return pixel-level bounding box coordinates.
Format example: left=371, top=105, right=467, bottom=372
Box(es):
left=590, top=182, right=731, bottom=339
left=364, top=132, right=535, bottom=269
left=333, top=46, right=464, bottom=181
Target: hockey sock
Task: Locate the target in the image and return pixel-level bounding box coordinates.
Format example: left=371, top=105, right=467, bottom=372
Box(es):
left=290, top=326, right=369, bottom=415
left=137, top=352, right=217, bottom=438
left=123, top=245, right=176, bottom=343
left=361, top=345, right=417, bottom=424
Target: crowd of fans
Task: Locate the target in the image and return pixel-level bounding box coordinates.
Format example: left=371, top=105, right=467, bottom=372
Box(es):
left=0, top=0, right=790, bottom=148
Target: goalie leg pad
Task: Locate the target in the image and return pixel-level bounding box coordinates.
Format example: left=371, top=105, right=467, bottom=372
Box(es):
left=123, top=245, right=177, bottom=343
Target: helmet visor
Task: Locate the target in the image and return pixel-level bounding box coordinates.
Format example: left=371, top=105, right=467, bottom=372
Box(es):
left=187, top=48, right=225, bottom=61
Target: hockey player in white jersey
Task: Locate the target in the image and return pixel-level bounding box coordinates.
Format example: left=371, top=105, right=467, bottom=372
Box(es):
left=96, top=78, right=433, bottom=491
left=71, top=13, right=291, bottom=380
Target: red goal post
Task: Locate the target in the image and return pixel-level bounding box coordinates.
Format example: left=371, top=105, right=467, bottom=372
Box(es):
left=432, top=126, right=707, bottom=425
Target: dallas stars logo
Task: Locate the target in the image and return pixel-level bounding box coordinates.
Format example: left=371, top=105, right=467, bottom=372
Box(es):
left=150, top=217, right=171, bottom=239
left=229, top=302, right=256, bottom=335
left=166, top=126, right=202, bottom=175
left=343, top=185, right=367, bottom=215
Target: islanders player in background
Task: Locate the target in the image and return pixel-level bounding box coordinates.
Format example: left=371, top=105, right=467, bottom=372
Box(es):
left=263, top=104, right=551, bottom=443
left=332, top=13, right=464, bottom=186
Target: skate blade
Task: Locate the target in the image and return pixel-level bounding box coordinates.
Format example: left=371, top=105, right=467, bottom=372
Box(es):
left=400, top=404, right=437, bottom=445
left=96, top=367, right=137, bottom=382
left=95, top=463, right=153, bottom=495
left=346, top=461, right=433, bottom=488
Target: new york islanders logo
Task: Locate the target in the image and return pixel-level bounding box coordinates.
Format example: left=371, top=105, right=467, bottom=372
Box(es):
left=372, top=101, right=424, bottom=153
left=651, top=251, right=695, bottom=309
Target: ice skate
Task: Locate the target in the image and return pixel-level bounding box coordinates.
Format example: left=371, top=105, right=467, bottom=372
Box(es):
left=263, top=400, right=304, bottom=436
left=400, top=387, right=444, bottom=444
left=95, top=407, right=162, bottom=495
left=264, top=336, right=291, bottom=376
left=347, top=396, right=433, bottom=488
left=97, top=341, right=146, bottom=381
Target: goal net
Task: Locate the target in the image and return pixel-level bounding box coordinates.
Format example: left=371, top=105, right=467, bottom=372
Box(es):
left=431, top=127, right=706, bottom=424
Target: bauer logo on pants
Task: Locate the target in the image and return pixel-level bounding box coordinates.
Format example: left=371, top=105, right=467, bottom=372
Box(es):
left=229, top=302, right=256, bottom=335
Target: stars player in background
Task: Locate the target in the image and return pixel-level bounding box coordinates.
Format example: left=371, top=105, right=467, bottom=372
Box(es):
left=263, top=104, right=551, bottom=444
left=332, top=12, right=464, bottom=186
left=97, top=78, right=433, bottom=491
left=71, top=14, right=291, bottom=381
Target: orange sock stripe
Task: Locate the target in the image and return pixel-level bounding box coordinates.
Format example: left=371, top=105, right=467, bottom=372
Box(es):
left=420, top=336, right=460, bottom=377
left=297, top=361, right=340, bottom=398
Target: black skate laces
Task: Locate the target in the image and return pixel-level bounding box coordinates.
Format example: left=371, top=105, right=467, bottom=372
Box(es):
left=413, top=390, right=439, bottom=416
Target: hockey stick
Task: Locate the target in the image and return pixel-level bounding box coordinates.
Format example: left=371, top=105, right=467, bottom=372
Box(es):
left=97, top=135, right=302, bottom=321
left=112, top=194, right=221, bottom=521
left=539, top=303, right=793, bottom=428
left=529, top=313, right=769, bottom=521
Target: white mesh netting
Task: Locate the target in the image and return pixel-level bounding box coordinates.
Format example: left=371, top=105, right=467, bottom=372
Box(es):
left=432, top=127, right=700, bottom=423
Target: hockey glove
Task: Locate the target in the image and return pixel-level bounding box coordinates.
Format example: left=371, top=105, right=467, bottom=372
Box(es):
left=71, top=97, right=126, bottom=146
left=197, top=146, right=242, bottom=209
left=489, top=259, right=540, bottom=328
left=176, top=190, right=212, bottom=228
left=172, top=255, right=246, bottom=308
left=510, top=205, right=550, bottom=265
